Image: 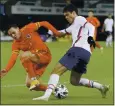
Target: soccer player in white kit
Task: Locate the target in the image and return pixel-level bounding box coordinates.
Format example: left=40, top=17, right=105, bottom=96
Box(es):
left=33, top=4, right=109, bottom=101
left=102, top=14, right=113, bottom=47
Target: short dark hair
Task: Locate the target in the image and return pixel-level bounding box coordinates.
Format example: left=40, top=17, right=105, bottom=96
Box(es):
left=63, top=4, right=78, bottom=14
left=7, top=24, right=18, bottom=32
left=88, top=10, right=94, bottom=13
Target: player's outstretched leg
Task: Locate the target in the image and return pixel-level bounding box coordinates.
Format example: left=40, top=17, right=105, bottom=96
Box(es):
left=26, top=72, right=48, bottom=91
left=33, top=95, right=49, bottom=101
left=78, top=78, right=110, bottom=98
left=70, top=70, right=110, bottom=98
left=33, top=63, right=67, bottom=101
left=108, top=35, right=112, bottom=47
left=20, top=56, right=39, bottom=90
left=29, top=80, right=40, bottom=90
left=106, top=36, right=109, bottom=47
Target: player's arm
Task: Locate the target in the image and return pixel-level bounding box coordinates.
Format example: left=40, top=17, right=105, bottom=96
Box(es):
left=39, top=21, right=66, bottom=37
left=59, top=25, right=72, bottom=34
left=101, top=19, right=106, bottom=32
left=95, top=17, right=100, bottom=27
left=5, top=51, right=19, bottom=71
left=86, top=22, right=96, bottom=48
left=48, top=25, right=72, bottom=37
left=101, top=23, right=105, bottom=32
left=0, top=49, right=19, bottom=78
left=26, top=21, right=62, bottom=37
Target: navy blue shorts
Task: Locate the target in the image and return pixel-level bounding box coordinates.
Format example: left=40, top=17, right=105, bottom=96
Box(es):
left=105, top=31, right=112, bottom=36
left=59, top=47, right=91, bottom=74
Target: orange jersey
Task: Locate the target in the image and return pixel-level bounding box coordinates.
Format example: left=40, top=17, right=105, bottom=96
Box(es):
left=5, top=21, right=60, bottom=71
left=86, top=17, right=100, bottom=28
left=87, top=17, right=100, bottom=40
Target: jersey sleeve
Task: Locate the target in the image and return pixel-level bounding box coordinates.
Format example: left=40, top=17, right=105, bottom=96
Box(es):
left=25, top=23, right=39, bottom=32
left=77, top=16, right=87, bottom=27
left=37, top=21, right=60, bottom=36
left=48, top=25, right=72, bottom=36
left=5, top=43, right=19, bottom=72
left=59, top=25, right=72, bottom=34
left=86, top=22, right=95, bottom=37
left=25, top=21, right=60, bottom=36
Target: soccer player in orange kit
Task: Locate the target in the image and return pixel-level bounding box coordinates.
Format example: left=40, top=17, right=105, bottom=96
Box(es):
left=0, top=21, right=60, bottom=91
left=86, top=10, right=103, bottom=52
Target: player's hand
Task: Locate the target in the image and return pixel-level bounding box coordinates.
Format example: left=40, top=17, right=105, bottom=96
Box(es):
left=57, top=32, right=67, bottom=38
left=0, top=69, right=8, bottom=78
left=87, top=36, right=96, bottom=48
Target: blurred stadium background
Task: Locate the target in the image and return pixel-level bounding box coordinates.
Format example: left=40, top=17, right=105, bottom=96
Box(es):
left=0, top=0, right=114, bottom=105
left=0, top=0, right=114, bottom=41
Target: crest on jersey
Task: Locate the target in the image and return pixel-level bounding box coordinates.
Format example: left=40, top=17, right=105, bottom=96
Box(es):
left=26, top=34, right=31, bottom=39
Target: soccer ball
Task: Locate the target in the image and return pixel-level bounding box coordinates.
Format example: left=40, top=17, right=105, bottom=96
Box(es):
left=54, top=84, right=68, bottom=99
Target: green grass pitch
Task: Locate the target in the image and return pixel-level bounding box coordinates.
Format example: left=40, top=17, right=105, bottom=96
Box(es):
left=1, top=41, right=114, bottom=105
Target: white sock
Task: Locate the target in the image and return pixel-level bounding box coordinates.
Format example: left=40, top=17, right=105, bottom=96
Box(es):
left=109, top=35, right=112, bottom=47
left=43, top=74, right=59, bottom=98
left=109, top=42, right=112, bottom=47
left=93, top=81, right=103, bottom=89
left=79, top=78, right=103, bottom=89
left=106, top=37, right=109, bottom=47
left=31, top=77, right=37, bottom=80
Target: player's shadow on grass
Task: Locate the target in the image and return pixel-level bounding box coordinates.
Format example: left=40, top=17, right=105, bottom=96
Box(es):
left=51, top=95, right=106, bottom=101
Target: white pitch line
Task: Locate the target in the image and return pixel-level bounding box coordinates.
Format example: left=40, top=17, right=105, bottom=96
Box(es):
left=1, top=84, right=26, bottom=88
left=1, top=82, right=70, bottom=88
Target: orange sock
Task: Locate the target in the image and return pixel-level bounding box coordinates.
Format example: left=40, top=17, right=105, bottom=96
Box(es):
left=38, top=84, right=47, bottom=91
left=32, top=84, right=47, bottom=91
left=95, top=42, right=102, bottom=49
left=21, top=58, right=36, bottom=78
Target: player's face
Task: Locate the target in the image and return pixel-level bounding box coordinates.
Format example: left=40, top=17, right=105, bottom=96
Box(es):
left=88, top=12, right=94, bottom=17
left=108, top=14, right=112, bottom=18
left=8, top=27, right=21, bottom=40
left=64, top=11, right=75, bottom=24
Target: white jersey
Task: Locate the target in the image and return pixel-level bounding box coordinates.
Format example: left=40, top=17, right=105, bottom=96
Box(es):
left=59, top=16, right=95, bottom=53
left=104, top=18, right=113, bottom=32
left=48, top=16, right=95, bottom=53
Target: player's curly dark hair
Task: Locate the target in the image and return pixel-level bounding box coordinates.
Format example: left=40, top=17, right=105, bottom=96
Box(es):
left=63, top=4, right=78, bottom=14
left=7, top=24, right=18, bottom=32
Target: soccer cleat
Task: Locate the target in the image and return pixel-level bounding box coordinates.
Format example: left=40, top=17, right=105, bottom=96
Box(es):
left=33, top=96, right=49, bottom=101
left=29, top=80, right=39, bottom=91
left=99, top=85, right=110, bottom=98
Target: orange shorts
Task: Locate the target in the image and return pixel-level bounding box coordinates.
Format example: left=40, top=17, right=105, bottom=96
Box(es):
left=33, top=63, right=49, bottom=77
left=31, top=49, right=52, bottom=76
left=31, top=49, right=51, bottom=63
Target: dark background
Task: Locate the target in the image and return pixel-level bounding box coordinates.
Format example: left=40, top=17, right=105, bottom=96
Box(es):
left=0, top=14, right=114, bottom=41
left=0, top=0, right=114, bottom=41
